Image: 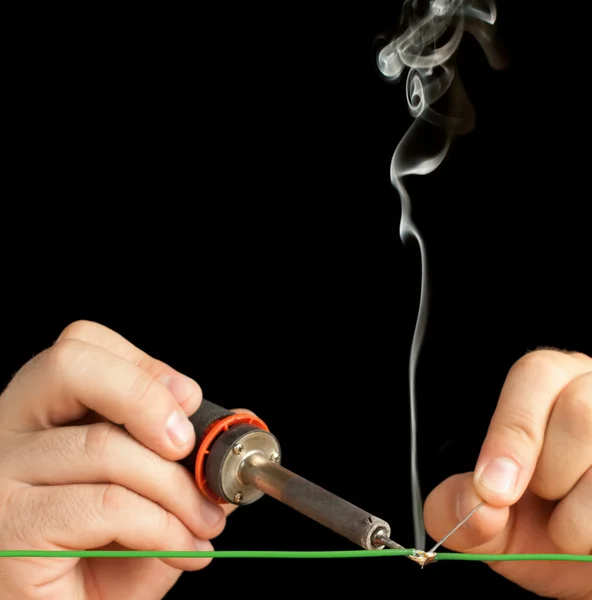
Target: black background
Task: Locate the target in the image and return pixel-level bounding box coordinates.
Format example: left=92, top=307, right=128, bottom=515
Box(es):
left=2, top=1, right=590, bottom=598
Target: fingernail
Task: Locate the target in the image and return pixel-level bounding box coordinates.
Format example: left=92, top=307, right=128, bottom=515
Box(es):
left=201, top=500, right=224, bottom=527
left=161, top=375, right=199, bottom=406
left=194, top=537, right=212, bottom=550
left=478, top=457, right=519, bottom=496
left=166, top=410, right=195, bottom=448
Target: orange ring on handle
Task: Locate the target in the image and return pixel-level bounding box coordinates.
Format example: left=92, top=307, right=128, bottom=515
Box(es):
left=194, top=413, right=269, bottom=504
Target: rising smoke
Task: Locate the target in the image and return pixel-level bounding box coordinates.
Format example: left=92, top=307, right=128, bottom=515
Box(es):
left=376, top=0, right=507, bottom=551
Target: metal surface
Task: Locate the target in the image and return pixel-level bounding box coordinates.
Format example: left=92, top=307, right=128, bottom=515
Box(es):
left=373, top=531, right=405, bottom=550
left=239, top=452, right=392, bottom=550
left=206, top=424, right=281, bottom=505
left=408, top=550, right=436, bottom=568
left=374, top=531, right=434, bottom=566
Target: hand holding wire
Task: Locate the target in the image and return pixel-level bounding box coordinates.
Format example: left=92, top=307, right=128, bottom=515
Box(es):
left=424, top=349, right=592, bottom=599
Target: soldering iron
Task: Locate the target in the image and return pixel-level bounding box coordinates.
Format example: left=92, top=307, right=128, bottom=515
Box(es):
left=179, top=399, right=404, bottom=552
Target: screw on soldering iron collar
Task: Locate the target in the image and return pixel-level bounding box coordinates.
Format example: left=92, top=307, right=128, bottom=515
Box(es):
left=194, top=413, right=270, bottom=504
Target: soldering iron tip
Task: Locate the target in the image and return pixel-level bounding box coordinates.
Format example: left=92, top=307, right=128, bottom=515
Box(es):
left=372, top=531, right=437, bottom=566
left=373, top=532, right=405, bottom=550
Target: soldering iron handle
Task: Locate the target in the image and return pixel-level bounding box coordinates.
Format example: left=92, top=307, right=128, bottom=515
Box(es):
left=189, top=399, right=234, bottom=439
left=179, top=399, right=233, bottom=474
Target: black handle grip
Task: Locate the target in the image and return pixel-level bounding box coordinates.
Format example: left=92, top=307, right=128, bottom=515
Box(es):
left=179, top=399, right=233, bottom=474
left=189, top=399, right=233, bottom=438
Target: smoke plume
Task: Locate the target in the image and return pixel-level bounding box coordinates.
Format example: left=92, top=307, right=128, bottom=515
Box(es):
left=375, top=0, right=507, bottom=550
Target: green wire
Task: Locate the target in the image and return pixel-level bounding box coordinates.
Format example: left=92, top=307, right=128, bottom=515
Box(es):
left=0, top=550, right=412, bottom=559
left=435, top=553, right=592, bottom=563
left=0, top=550, right=589, bottom=561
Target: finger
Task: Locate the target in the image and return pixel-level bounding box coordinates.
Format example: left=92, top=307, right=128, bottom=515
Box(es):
left=548, top=466, right=592, bottom=554
left=86, top=542, right=185, bottom=600
left=6, top=483, right=214, bottom=572
left=4, top=423, right=226, bottom=539
left=425, top=474, right=591, bottom=596
left=0, top=339, right=196, bottom=460
left=530, top=371, right=592, bottom=500
left=57, top=320, right=202, bottom=415
left=424, top=473, right=510, bottom=553
left=474, top=350, right=592, bottom=507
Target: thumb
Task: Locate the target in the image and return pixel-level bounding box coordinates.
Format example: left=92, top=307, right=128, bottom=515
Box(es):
left=424, top=472, right=511, bottom=553
left=472, top=351, right=591, bottom=507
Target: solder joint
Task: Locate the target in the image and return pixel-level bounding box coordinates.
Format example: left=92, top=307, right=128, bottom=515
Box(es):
left=408, top=549, right=437, bottom=568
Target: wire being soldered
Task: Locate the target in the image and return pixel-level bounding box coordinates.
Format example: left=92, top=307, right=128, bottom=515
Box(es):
left=0, top=505, right=589, bottom=563
left=0, top=550, right=589, bottom=562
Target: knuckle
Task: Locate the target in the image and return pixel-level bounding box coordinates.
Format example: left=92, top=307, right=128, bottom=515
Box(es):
left=559, top=382, right=592, bottom=433
left=57, top=319, right=99, bottom=342
left=547, top=525, right=568, bottom=553
left=547, top=467, right=592, bottom=554
left=498, top=409, right=542, bottom=450
left=139, top=442, right=164, bottom=473
left=97, top=483, right=127, bottom=516
left=547, top=514, right=576, bottom=554
left=127, top=372, right=161, bottom=409
left=84, top=422, right=120, bottom=462
left=529, top=470, right=560, bottom=501
left=157, top=505, right=175, bottom=534
left=136, top=355, right=168, bottom=377
left=45, top=338, right=89, bottom=374
left=568, top=351, right=592, bottom=363
left=513, top=349, right=565, bottom=379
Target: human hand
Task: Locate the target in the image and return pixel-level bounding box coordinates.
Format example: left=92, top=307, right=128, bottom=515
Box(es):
left=0, top=321, right=247, bottom=600
left=424, top=349, right=592, bottom=600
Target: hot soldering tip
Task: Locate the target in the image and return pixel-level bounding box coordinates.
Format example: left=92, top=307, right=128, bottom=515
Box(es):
left=372, top=531, right=436, bottom=567
left=372, top=531, right=405, bottom=550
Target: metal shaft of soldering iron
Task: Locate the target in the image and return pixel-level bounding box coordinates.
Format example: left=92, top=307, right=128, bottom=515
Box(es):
left=239, top=452, right=402, bottom=551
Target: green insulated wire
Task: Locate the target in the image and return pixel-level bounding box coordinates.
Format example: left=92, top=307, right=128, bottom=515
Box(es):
left=0, top=550, right=590, bottom=561
left=435, top=553, right=592, bottom=563
left=0, top=550, right=412, bottom=559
